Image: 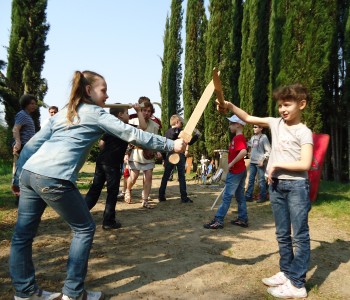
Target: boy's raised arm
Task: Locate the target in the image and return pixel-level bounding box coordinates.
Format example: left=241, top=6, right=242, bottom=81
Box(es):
left=216, top=99, right=269, bottom=128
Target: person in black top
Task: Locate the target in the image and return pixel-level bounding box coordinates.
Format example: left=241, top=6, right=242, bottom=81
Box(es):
left=158, top=114, right=200, bottom=203
left=85, top=103, right=144, bottom=229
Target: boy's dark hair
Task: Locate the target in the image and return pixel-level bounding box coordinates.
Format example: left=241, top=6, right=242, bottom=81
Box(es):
left=49, top=106, right=58, bottom=111
left=273, top=84, right=310, bottom=103
left=110, top=103, right=127, bottom=117
left=19, top=94, right=37, bottom=109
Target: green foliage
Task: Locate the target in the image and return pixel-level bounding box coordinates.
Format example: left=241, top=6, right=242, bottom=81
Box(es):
left=161, top=0, right=184, bottom=135
left=3, top=0, right=49, bottom=131
left=272, top=0, right=336, bottom=132
left=0, top=124, right=12, bottom=160
left=239, top=0, right=270, bottom=137
left=87, top=141, right=100, bottom=163
left=204, top=0, right=235, bottom=155
left=183, top=0, right=207, bottom=163
left=160, top=16, right=170, bottom=135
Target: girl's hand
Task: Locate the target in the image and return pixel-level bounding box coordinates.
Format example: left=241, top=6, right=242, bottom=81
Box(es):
left=173, top=139, right=187, bottom=153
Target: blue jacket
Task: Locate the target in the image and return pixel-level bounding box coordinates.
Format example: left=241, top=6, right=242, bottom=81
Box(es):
left=13, top=103, right=174, bottom=186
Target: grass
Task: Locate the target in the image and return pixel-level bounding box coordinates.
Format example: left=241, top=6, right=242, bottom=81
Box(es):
left=310, top=180, right=350, bottom=227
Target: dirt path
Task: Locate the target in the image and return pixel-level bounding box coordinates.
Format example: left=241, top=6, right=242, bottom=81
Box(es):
left=1, top=164, right=349, bottom=299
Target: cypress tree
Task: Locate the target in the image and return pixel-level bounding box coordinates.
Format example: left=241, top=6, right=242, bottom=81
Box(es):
left=344, top=1, right=350, bottom=181
left=183, top=0, right=207, bottom=163
left=204, top=0, right=234, bottom=155
left=228, top=0, right=244, bottom=106
left=162, top=0, right=183, bottom=133
left=239, top=0, right=270, bottom=137
left=160, top=16, right=170, bottom=135
left=324, top=0, right=349, bottom=181
left=273, top=1, right=336, bottom=132
left=5, top=0, right=49, bottom=131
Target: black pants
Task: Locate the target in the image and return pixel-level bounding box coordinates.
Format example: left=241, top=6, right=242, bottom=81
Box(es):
left=85, top=163, right=121, bottom=225
left=159, top=153, right=187, bottom=199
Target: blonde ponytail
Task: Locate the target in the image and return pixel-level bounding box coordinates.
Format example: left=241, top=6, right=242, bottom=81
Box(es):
left=66, top=70, right=104, bottom=125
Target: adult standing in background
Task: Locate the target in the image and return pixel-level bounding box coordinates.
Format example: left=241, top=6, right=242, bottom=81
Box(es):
left=41, top=106, right=59, bottom=128
left=48, top=106, right=58, bottom=116
left=12, top=94, right=37, bottom=155
left=12, top=94, right=38, bottom=206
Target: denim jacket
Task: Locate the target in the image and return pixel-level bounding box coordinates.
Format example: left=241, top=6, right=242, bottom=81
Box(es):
left=13, top=103, right=174, bottom=186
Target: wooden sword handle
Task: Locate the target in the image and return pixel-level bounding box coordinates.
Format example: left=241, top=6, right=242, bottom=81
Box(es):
left=212, top=67, right=225, bottom=105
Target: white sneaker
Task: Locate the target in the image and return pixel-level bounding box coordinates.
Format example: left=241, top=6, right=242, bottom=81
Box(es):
left=62, top=290, right=104, bottom=300
left=262, top=271, right=288, bottom=287
left=267, top=279, right=307, bottom=299
left=14, top=289, right=61, bottom=300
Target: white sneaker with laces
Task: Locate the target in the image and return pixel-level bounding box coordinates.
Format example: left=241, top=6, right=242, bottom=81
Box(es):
left=267, top=279, right=307, bottom=299
left=61, top=290, right=104, bottom=300
left=262, top=271, right=288, bottom=287
left=14, top=289, right=61, bottom=300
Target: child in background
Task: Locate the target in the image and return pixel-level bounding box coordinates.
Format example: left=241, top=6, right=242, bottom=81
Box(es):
left=204, top=115, right=248, bottom=229
left=126, top=100, right=161, bottom=208
left=245, top=124, right=271, bottom=203
left=85, top=104, right=143, bottom=230
left=216, top=83, right=313, bottom=299
left=158, top=114, right=200, bottom=203
left=117, top=151, right=131, bottom=199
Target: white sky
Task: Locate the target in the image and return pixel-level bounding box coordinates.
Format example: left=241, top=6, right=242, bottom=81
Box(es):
left=1, top=0, right=210, bottom=123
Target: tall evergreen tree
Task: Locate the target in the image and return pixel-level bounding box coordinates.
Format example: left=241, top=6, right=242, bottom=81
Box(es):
left=268, top=0, right=347, bottom=181
left=344, top=1, right=350, bottom=181
left=161, top=0, right=183, bottom=133
left=160, top=16, right=170, bottom=135
left=204, top=0, right=235, bottom=155
left=228, top=0, right=244, bottom=107
left=238, top=0, right=270, bottom=136
left=324, top=0, right=349, bottom=181
left=4, top=0, right=49, bottom=132
left=271, top=1, right=335, bottom=132
left=183, top=0, right=207, bottom=163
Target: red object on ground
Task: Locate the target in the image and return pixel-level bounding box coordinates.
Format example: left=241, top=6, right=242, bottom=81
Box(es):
left=308, top=133, right=330, bottom=202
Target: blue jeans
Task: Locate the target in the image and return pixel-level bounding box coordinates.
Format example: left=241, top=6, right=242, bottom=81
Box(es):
left=85, top=163, right=121, bottom=225
left=159, top=153, right=187, bottom=200
left=10, top=170, right=95, bottom=298
left=246, top=163, right=267, bottom=199
left=269, top=179, right=311, bottom=288
left=215, top=170, right=247, bottom=223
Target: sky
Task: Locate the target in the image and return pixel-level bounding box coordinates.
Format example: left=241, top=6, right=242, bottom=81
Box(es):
left=0, top=0, right=203, bottom=122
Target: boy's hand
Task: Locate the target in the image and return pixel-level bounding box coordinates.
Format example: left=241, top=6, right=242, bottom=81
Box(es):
left=173, top=139, right=187, bottom=153
left=12, top=185, right=20, bottom=196
left=267, top=165, right=277, bottom=184
left=215, top=99, right=229, bottom=114
left=133, top=103, right=142, bottom=113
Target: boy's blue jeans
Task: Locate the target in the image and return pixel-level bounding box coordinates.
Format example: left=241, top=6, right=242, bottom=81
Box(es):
left=245, top=163, right=267, bottom=200
left=215, top=170, right=247, bottom=223
left=159, top=153, right=187, bottom=200
left=10, top=170, right=95, bottom=298
left=269, top=178, right=311, bottom=288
